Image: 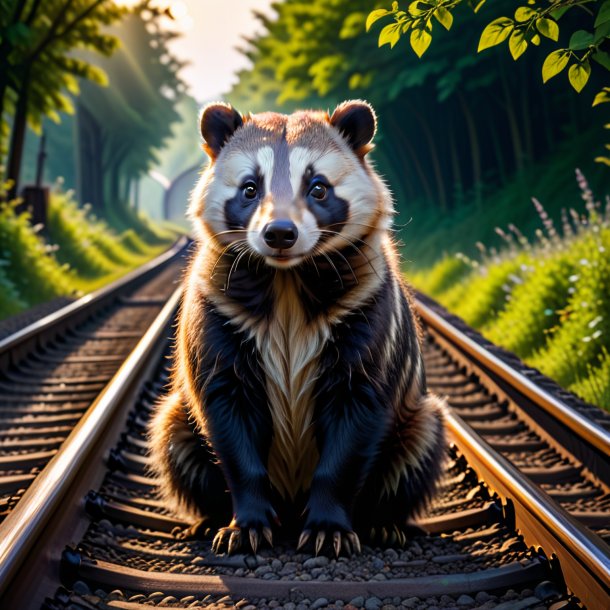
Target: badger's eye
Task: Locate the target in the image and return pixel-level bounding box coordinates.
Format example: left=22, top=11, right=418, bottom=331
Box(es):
left=242, top=181, right=258, bottom=199
left=309, top=182, right=328, bottom=201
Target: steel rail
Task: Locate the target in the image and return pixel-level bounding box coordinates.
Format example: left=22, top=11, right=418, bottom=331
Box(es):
left=416, top=298, right=610, bottom=459
left=0, top=287, right=182, bottom=598
left=446, top=409, right=610, bottom=609
left=0, top=235, right=188, bottom=363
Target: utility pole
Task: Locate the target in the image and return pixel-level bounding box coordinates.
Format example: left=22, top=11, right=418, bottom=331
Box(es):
left=18, top=130, right=49, bottom=226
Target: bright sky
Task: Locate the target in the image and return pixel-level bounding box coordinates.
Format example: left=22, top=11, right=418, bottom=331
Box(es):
left=165, top=0, right=276, bottom=103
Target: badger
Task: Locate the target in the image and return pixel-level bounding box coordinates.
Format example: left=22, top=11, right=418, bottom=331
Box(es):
left=148, top=100, right=447, bottom=556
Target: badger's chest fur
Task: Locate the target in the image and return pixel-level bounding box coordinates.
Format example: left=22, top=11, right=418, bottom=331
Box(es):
left=149, top=100, right=447, bottom=556
left=259, top=272, right=327, bottom=499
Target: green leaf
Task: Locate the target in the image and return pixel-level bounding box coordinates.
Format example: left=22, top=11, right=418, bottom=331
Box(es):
left=509, top=29, right=528, bottom=60
left=410, top=26, right=432, bottom=57
left=478, top=17, right=514, bottom=52
left=5, top=23, right=31, bottom=45
left=530, top=33, right=541, bottom=46
left=568, top=61, right=591, bottom=93
left=379, top=22, right=402, bottom=48
left=515, top=7, right=536, bottom=22
left=472, top=0, right=487, bottom=13
left=366, top=9, right=392, bottom=32
left=594, top=19, right=610, bottom=42
left=593, top=87, right=610, bottom=106
left=569, top=30, right=594, bottom=51
left=536, top=18, right=559, bottom=41
left=435, top=7, right=453, bottom=30
left=594, top=0, right=610, bottom=28
left=408, top=1, right=427, bottom=17
left=592, top=51, right=610, bottom=71
left=550, top=6, right=570, bottom=20
left=542, top=50, right=570, bottom=83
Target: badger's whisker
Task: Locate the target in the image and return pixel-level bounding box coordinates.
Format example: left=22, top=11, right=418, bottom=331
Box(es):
left=226, top=245, right=249, bottom=291
left=210, top=239, right=248, bottom=279
left=315, top=248, right=344, bottom=289
left=318, top=230, right=383, bottom=280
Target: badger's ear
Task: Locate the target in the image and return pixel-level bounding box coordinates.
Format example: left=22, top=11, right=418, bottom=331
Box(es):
left=330, top=100, right=376, bottom=157
left=200, top=103, right=243, bottom=159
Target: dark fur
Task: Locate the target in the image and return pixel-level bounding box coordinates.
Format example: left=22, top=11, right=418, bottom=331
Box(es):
left=149, top=101, right=447, bottom=555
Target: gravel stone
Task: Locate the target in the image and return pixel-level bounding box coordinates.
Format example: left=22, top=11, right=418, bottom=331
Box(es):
left=349, top=596, right=365, bottom=608
left=365, top=597, right=382, bottom=610
left=255, top=565, right=273, bottom=576
left=456, top=594, right=474, bottom=605
left=72, top=581, right=90, bottom=595
left=493, top=598, right=542, bottom=610
left=311, top=598, right=329, bottom=609
left=303, top=556, right=330, bottom=568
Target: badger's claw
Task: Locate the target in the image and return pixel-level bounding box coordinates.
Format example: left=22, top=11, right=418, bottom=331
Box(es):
left=212, top=523, right=273, bottom=555
left=297, top=529, right=311, bottom=551
left=366, top=522, right=424, bottom=548
left=172, top=516, right=217, bottom=540
left=298, top=526, right=360, bottom=557
left=249, top=528, right=260, bottom=554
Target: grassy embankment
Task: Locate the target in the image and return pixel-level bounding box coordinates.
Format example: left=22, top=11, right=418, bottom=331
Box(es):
left=410, top=170, right=610, bottom=408
left=0, top=188, right=180, bottom=320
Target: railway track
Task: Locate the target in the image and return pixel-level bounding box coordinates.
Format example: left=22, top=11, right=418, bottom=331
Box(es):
left=0, top=284, right=607, bottom=609
left=0, top=237, right=189, bottom=524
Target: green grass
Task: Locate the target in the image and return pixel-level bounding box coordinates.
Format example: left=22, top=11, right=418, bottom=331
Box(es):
left=0, top=189, right=180, bottom=321
left=411, top=171, right=610, bottom=409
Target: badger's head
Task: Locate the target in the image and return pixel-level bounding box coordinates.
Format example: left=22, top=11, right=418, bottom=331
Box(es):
left=189, top=100, right=393, bottom=269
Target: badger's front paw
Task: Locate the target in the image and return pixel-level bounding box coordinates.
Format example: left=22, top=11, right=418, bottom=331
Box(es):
left=212, top=504, right=279, bottom=555
left=298, top=523, right=361, bottom=557
left=212, top=521, right=274, bottom=555
left=298, top=503, right=361, bottom=557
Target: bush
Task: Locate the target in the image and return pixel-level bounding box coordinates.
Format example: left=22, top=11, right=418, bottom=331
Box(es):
left=0, top=201, right=75, bottom=305
left=0, top=186, right=177, bottom=321
left=0, top=260, right=26, bottom=317
left=412, top=171, right=610, bottom=410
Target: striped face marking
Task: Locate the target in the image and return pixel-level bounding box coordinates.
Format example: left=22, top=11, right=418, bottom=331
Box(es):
left=191, top=110, right=392, bottom=270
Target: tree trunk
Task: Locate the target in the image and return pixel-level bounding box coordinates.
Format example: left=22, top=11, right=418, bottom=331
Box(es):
left=457, top=92, right=482, bottom=209
left=519, top=62, right=533, bottom=161
left=498, top=61, right=524, bottom=172
left=407, top=100, right=447, bottom=211
left=386, top=113, right=434, bottom=206
left=448, top=126, right=463, bottom=209
left=6, top=73, right=30, bottom=200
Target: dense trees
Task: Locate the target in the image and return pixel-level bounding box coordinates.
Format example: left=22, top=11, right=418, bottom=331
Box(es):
left=0, top=0, right=125, bottom=198
left=75, top=12, right=186, bottom=226
left=1, top=0, right=186, bottom=229
left=228, top=0, right=607, bottom=222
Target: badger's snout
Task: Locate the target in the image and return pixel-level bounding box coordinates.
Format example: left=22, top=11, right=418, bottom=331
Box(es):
left=262, top=220, right=299, bottom=249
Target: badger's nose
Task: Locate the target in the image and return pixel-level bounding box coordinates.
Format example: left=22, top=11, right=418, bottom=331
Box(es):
left=263, top=220, right=298, bottom=249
